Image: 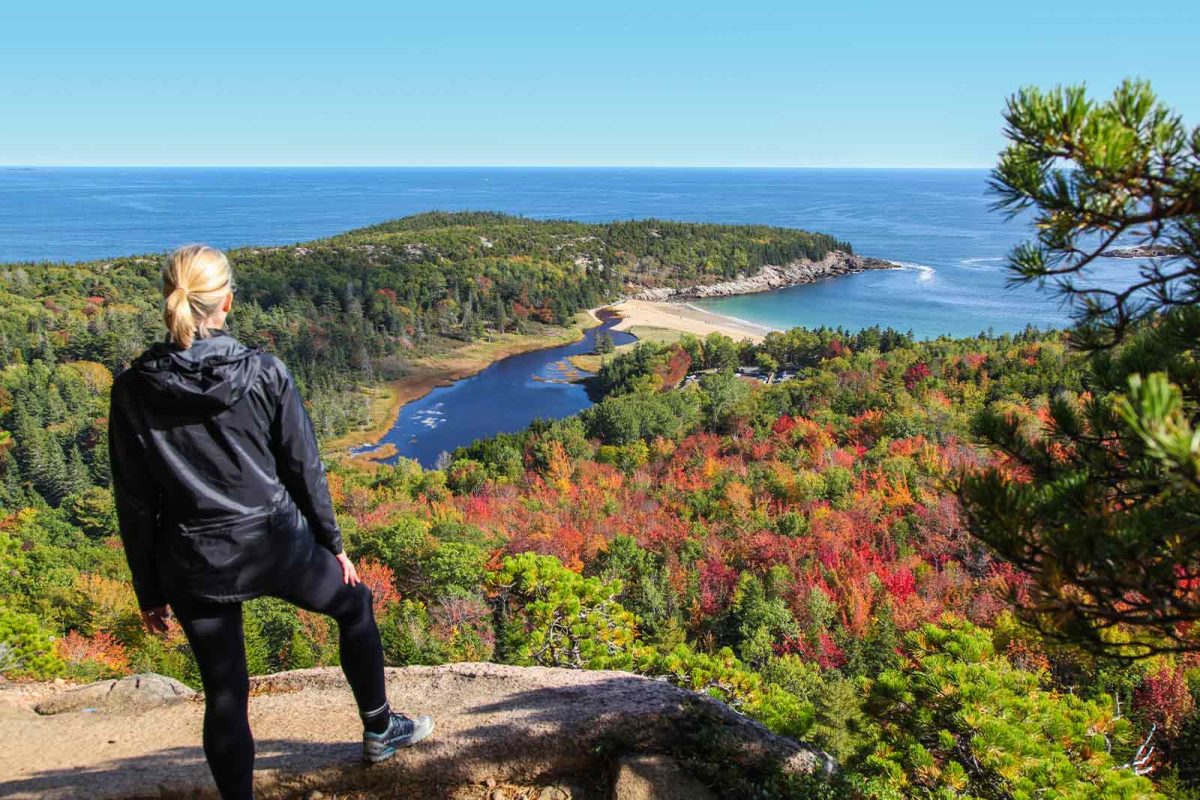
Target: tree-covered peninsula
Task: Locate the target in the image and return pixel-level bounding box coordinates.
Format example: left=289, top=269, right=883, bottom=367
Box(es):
left=0, top=212, right=851, bottom=453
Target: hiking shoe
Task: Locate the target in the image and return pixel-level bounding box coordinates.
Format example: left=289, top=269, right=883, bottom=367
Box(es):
left=362, top=712, right=435, bottom=763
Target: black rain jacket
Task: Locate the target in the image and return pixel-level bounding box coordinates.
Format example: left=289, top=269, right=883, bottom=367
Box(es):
left=109, top=331, right=343, bottom=609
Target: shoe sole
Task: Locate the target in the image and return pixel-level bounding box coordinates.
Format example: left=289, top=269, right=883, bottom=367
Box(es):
left=362, top=719, right=436, bottom=764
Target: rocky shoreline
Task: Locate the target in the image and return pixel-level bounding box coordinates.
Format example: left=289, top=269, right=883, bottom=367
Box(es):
left=629, top=251, right=895, bottom=302
left=1107, top=244, right=1182, bottom=259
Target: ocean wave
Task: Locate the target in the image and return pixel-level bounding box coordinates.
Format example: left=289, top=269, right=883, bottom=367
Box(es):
left=681, top=303, right=778, bottom=331
left=889, top=261, right=936, bottom=282
left=960, top=256, right=1003, bottom=267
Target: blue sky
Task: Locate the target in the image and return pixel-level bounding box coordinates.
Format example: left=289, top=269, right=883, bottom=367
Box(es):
left=2, top=1, right=1196, bottom=167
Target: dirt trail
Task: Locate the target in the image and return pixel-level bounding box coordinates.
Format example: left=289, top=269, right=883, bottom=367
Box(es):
left=0, top=663, right=829, bottom=799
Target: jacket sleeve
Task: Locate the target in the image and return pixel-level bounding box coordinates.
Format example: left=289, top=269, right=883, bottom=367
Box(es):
left=270, top=362, right=344, bottom=554
left=109, top=381, right=166, bottom=610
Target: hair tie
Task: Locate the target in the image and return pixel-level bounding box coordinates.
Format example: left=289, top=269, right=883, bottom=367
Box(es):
left=170, top=286, right=189, bottom=302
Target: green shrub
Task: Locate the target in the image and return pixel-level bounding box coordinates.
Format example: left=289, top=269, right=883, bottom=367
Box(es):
left=0, top=605, right=65, bottom=679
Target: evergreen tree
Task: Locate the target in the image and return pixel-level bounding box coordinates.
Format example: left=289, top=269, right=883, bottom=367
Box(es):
left=36, top=335, right=55, bottom=366
left=0, top=452, right=27, bottom=509
left=960, top=80, right=1200, bottom=655
left=594, top=330, right=615, bottom=355
left=38, top=439, right=70, bottom=506
left=858, top=618, right=1158, bottom=798
left=64, top=446, right=90, bottom=498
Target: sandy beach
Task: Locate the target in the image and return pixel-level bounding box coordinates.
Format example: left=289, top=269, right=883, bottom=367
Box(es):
left=604, top=298, right=774, bottom=343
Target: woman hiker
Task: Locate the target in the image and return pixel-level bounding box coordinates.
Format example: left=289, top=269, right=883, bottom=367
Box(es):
left=110, top=244, right=434, bottom=800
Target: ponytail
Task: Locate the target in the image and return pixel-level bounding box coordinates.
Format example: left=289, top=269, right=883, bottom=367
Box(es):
left=165, top=285, right=196, bottom=349
left=162, top=245, right=233, bottom=349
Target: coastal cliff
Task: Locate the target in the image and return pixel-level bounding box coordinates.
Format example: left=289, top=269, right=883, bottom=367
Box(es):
left=630, top=251, right=894, bottom=302
left=0, top=663, right=832, bottom=799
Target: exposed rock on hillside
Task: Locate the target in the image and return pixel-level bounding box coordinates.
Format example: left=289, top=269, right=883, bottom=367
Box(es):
left=0, top=663, right=831, bottom=799
left=630, top=252, right=895, bottom=301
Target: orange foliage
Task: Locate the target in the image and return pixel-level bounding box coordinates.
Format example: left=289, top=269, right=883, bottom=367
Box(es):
left=356, top=559, right=401, bottom=614
left=56, top=630, right=129, bottom=674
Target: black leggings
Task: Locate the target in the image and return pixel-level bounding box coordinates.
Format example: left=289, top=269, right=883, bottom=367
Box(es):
left=172, top=547, right=387, bottom=800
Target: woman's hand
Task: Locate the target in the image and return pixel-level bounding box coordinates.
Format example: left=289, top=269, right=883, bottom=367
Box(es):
left=141, top=605, right=171, bottom=635
left=335, top=552, right=361, bottom=586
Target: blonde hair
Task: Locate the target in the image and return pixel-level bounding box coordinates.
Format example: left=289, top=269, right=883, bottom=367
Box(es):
left=162, top=244, right=233, bottom=349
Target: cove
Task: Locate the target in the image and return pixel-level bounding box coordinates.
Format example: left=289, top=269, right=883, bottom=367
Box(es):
left=359, top=313, right=635, bottom=467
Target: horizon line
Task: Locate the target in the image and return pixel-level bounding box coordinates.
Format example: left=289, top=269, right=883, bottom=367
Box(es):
left=1, top=163, right=994, bottom=170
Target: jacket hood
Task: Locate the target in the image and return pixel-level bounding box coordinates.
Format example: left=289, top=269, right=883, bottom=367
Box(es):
left=132, top=331, right=262, bottom=413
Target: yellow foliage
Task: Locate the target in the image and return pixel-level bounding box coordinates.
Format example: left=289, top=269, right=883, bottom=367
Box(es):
left=75, top=573, right=140, bottom=634
left=63, top=361, right=114, bottom=394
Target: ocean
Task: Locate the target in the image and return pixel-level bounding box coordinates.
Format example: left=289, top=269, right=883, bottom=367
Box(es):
left=1, top=166, right=1092, bottom=338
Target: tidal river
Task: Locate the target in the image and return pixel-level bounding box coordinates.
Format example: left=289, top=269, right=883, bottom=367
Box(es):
left=358, top=313, right=635, bottom=467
